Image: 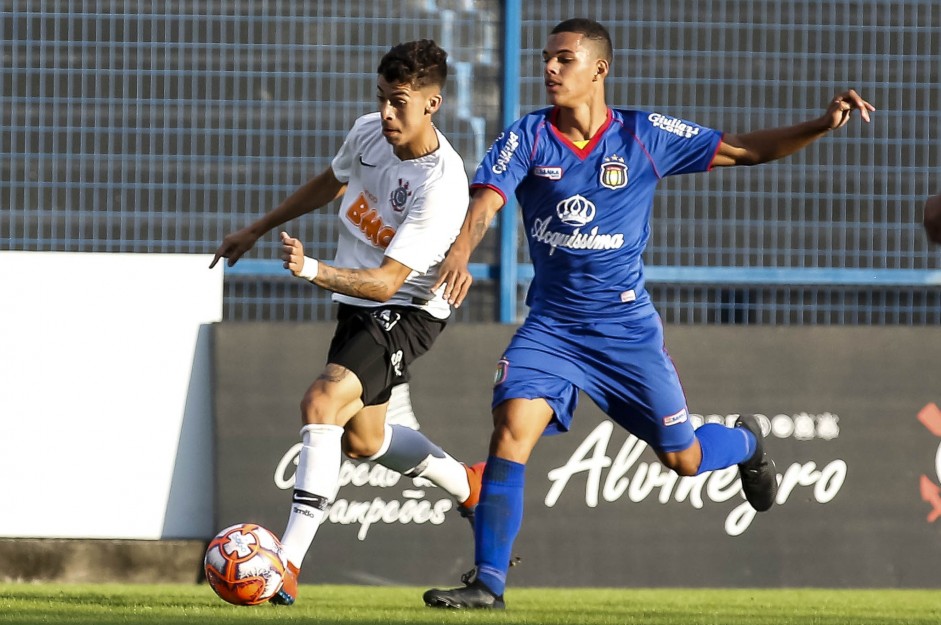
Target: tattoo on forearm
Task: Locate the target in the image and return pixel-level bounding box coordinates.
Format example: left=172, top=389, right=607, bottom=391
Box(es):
left=470, top=217, right=490, bottom=246
left=316, top=265, right=389, bottom=301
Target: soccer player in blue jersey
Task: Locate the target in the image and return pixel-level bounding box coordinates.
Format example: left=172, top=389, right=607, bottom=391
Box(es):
left=422, top=18, right=875, bottom=609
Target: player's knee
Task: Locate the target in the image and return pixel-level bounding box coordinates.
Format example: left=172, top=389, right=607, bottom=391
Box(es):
left=299, top=388, right=334, bottom=425
left=675, top=460, right=700, bottom=477
left=299, top=392, right=318, bottom=422
left=660, top=454, right=700, bottom=477
left=489, top=424, right=538, bottom=464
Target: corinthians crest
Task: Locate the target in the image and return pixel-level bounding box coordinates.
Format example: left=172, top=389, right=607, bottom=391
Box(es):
left=389, top=178, right=412, bottom=212
left=599, top=154, right=628, bottom=190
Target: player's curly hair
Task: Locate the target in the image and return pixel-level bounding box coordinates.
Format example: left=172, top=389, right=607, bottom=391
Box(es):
left=551, top=18, right=613, bottom=64
left=377, top=39, right=448, bottom=90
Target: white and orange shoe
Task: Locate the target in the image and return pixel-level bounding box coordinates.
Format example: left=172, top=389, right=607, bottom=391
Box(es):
left=457, top=462, right=485, bottom=523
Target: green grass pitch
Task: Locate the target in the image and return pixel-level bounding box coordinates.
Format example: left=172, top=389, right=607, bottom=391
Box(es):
left=0, top=583, right=939, bottom=625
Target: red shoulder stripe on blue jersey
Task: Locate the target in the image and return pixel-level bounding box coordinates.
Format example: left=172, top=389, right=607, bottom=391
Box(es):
left=530, top=117, right=549, bottom=161
left=470, top=183, right=507, bottom=205
left=548, top=107, right=613, bottom=161
left=628, top=130, right=662, bottom=180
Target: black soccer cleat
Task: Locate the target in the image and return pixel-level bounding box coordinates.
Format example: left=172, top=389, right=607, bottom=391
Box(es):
left=735, top=414, right=778, bottom=512
left=423, top=579, right=506, bottom=610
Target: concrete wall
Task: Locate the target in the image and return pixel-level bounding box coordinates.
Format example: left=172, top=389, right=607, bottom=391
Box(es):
left=4, top=318, right=937, bottom=586
left=211, top=322, right=941, bottom=588
left=0, top=539, right=206, bottom=584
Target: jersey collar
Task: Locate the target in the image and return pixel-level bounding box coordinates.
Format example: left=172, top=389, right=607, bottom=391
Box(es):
left=548, top=107, right=613, bottom=160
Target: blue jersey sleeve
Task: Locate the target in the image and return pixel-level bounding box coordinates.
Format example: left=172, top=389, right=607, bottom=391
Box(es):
left=633, top=111, right=723, bottom=178
left=471, top=118, right=536, bottom=203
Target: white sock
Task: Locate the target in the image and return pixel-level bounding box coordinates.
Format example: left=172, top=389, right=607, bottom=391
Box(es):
left=280, top=423, right=344, bottom=568
left=370, top=423, right=470, bottom=503
left=385, top=383, right=420, bottom=429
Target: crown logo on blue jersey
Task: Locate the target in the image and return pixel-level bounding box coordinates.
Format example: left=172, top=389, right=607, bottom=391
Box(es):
left=556, top=194, right=596, bottom=226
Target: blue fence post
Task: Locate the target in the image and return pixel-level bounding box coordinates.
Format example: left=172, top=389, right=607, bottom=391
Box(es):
left=498, top=0, right=522, bottom=324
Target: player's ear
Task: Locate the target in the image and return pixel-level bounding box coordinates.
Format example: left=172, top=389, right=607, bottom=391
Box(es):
left=424, top=93, right=443, bottom=116
left=594, top=59, right=609, bottom=81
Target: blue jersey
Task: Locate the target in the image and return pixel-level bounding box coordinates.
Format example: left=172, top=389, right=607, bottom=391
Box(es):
left=473, top=107, right=722, bottom=320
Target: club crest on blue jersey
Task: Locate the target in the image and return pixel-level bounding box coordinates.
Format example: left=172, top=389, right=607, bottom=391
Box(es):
left=556, top=194, right=596, bottom=226
left=389, top=178, right=411, bottom=212
left=599, top=154, right=628, bottom=190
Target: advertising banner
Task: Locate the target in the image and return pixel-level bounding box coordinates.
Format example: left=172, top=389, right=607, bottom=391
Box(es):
left=213, top=323, right=940, bottom=587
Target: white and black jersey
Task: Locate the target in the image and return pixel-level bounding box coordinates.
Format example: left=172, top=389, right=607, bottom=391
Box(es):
left=330, top=112, right=469, bottom=319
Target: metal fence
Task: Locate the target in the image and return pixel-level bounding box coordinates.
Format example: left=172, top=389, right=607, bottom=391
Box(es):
left=516, top=1, right=941, bottom=324
left=2, top=1, right=939, bottom=323
left=1, top=0, right=502, bottom=321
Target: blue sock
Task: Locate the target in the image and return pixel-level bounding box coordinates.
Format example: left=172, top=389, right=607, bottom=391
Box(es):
left=474, top=456, right=525, bottom=597
left=695, top=423, right=756, bottom=474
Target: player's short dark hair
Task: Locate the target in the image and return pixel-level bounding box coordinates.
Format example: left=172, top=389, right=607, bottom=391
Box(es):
left=551, top=18, right=613, bottom=64
left=377, top=39, right=448, bottom=90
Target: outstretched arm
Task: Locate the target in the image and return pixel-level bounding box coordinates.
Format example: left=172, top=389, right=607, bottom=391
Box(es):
left=209, top=167, right=347, bottom=268
left=712, top=89, right=875, bottom=167
left=925, top=194, right=941, bottom=244
left=432, top=187, right=506, bottom=308
left=280, top=231, right=413, bottom=302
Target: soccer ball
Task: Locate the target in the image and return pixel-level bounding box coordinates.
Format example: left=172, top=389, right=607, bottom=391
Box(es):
left=204, top=523, right=288, bottom=606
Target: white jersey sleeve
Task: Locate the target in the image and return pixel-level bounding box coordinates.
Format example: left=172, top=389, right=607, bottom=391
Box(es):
left=331, top=115, right=373, bottom=184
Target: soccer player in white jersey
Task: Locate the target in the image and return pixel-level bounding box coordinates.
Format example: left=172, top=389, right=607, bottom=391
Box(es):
left=210, top=39, right=483, bottom=605
left=423, top=19, right=875, bottom=609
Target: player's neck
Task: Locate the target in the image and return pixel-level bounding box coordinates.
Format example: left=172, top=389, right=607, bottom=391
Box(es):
left=394, top=124, right=440, bottom=160
left=553, top=100, right=609, bottom=143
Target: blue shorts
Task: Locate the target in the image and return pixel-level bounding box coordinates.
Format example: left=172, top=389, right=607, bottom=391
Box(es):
left=491, top=308, right=695, bottom=453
